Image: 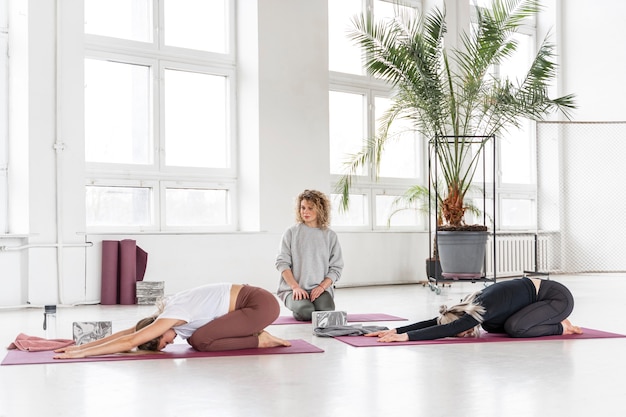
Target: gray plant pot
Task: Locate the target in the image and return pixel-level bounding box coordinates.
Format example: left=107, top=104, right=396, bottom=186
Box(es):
left=437, top=230, right=488, bottom=279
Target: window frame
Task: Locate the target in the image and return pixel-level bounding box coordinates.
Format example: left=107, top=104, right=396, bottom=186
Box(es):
left=84, top=1, right=238, bottom=233
left=85, top=178, right=160, bottom=233
left=328, top=0, right=427, bottom=232
left=490, top=16, right=539, bottom=232
left=328, top=81, right=428, bottom=231
left=159, top=179, right=236, bottom=232
left=157, top=59, right=237, bottom=177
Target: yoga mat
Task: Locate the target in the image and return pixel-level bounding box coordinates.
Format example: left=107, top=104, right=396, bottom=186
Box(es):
left=119, top=240, right=141, bottom=305
left=1, top=339, right=322, bottom=366
left=272, top=313, right=408, bottom=325
left=334, top=327, right=626, bottom=347
left=100, top=239, right=149, bottom=305
left=100, top=240, right=119, bottom=305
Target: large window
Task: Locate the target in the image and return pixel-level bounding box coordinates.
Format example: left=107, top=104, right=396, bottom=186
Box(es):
left=84, top=0, right=236, bottom=232
left=328, top=0, right=424, bottom=230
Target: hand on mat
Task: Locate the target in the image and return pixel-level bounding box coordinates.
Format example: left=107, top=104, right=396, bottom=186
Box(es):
left=54, top=349, right=86, bottom=360
left=291, top=287, right=309, bottom=301
left=365, top=329, right=409, bottom=343
left=376, top=332, right=409, bottom=343
left=364, top=328, right=397, bottom=338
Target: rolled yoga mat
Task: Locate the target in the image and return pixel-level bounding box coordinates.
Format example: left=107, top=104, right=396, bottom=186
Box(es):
left=100, top=240, right=119, bottom=305
left=100, top=239, right=148, bottom=305
left=119, top=240, right=148, bottom=305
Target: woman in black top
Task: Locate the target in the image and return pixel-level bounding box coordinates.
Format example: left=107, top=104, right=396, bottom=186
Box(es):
left=367, top=277, right=582, bottom=342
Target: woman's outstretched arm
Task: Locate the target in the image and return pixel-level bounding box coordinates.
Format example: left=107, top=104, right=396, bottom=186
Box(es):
left=55, top=326, right=137, bottom=353
left=53, top=318, right=182, bottom=359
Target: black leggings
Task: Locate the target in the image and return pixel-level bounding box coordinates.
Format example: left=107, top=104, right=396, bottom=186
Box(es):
left=503, top=280, right=575, bottom=338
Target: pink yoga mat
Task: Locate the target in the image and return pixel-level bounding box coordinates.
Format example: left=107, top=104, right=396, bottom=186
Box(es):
left=272, top=313, right=407, bottom=325
left=1, top=339, right=323, bottom=366
left=334, top=328, right=626, bottom=347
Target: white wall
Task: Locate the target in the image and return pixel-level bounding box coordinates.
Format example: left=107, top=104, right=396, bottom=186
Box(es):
left=558, top=0, right=626, bottom=121
left=84, top=232, right=426, bottom=300
left=3, top=0, right=87, bottom=307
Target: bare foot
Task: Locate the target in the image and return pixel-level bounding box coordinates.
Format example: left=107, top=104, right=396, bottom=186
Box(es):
left=561, top=319, right=583, bottom=335
left=258, top=330, right=291, bottom=348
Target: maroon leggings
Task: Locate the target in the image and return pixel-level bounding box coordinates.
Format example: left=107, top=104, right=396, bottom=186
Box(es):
left=187, top=285, right=280, bottom=352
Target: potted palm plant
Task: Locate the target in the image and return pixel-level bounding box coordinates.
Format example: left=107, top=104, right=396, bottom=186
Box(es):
left=336, top=0, right=576, bottom=278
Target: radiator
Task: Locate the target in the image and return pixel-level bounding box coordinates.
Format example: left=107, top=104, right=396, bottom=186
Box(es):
left=485, top=234, right=549, bottom=277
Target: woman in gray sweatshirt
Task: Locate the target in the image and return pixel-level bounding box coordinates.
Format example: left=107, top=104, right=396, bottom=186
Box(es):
left=276, top=190, right=344, bottom=321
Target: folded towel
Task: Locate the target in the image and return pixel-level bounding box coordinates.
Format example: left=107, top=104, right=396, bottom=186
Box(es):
left=8, top=333, right=75, bottom=352
left=313, top=325, right=389, bottom=337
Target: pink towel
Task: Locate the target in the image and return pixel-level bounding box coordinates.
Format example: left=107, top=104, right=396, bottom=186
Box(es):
left=7, top=333, right=75, bottom=352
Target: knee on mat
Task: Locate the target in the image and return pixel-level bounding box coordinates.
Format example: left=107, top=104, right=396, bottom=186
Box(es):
left=292, top=305, right=315, bottom=321
left=504, top=322, right=528, bottom=338
left=188, top=337, right=215, bottom=352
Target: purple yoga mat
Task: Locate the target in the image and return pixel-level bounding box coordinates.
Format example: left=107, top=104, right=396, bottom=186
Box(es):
left=334, top=327, right=626, bottom=347
left=119, top=240, right=139, bottom=305
left=100, top=240, right=119, bottom=305
left=1, top=339, right=323, bottom=366
left=100, top=240, right=148, bottom=305
left=272, top=313, right=407, bottom=325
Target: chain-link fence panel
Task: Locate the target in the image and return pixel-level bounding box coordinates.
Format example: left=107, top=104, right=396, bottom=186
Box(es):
left=537, top=121, right=626, bottom=274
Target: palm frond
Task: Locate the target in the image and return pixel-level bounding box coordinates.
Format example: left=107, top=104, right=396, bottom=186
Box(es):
left=337, top=0, right=576, bottom=226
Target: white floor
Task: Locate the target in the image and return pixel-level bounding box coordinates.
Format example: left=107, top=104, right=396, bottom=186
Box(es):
left=1, top=274, right=625, bottom=417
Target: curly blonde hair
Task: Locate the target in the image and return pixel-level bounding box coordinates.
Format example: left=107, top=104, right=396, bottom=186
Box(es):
left=437, top=291, right=486, bottom=337
left=295, top=189, right=331, bottom=229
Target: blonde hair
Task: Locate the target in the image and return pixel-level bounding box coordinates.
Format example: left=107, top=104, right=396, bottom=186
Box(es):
left=295, top=189, right=331, bottom=229
left=135, top=316, right=161, bottom=351
left=154, top=297, right=166, bottom=315
left=437, top=291, right=486, bottom=337
left=135, top=297, right=167, bottom=351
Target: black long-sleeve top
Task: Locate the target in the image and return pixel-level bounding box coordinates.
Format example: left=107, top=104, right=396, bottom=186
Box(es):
left=397, top=278, right=537, bottom=340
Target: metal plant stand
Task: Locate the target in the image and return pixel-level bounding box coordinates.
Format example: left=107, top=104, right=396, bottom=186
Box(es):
left=427, top=135, right=498, bottom=294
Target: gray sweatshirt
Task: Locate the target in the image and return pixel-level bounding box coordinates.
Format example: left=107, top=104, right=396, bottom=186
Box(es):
left=275, top=223, right=344, bottom=302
